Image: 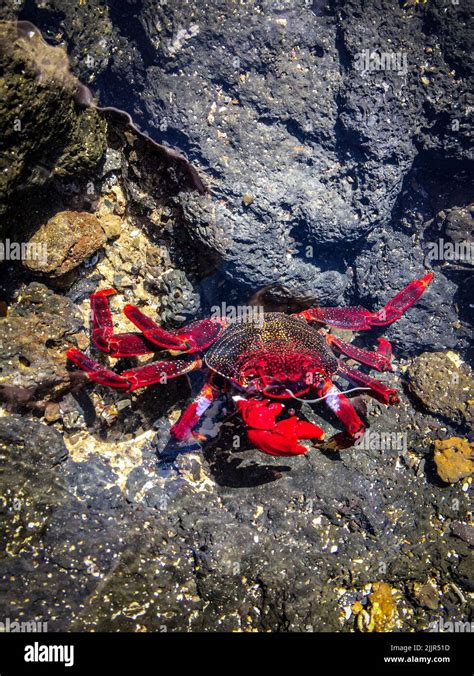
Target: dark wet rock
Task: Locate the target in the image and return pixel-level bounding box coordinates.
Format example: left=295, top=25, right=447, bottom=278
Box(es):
left=354, top=230, right=469, bottom=354
left=0, top=21, right=107, bottom=226
left=454, top=556, right=474, bottom=593
left=178, top=192, right=349, bottom=305
left=0, top=382, right=471, bottom=631
left=423, top=205, right=474, bottom=271
left=65, top=273, right=102, bottom=305
left=413, top=2, right=473, bottom=162
left=100, top=107, right=206, bottom=213
left=0, top=415, right=68, bottom=468
left=3, top=3, right=471, bottom=314
left=443, top=207, right=474, bottom=249
left=0, top=282, right=86, bottom=405
left=58, top=392, right=94, bottom=431
left=13, top=0, right=471, bottom=305
left=411, top=581, right=439, bottom=611
left=405, top=352, right=474, bottom=426
left=451, top=521, right=474, bottom=547
left=153, top=267, right=201, bottom=324
left=60, top=456, right=124, bottom=510
left=23, top=211, right=106, bottom=277
left=0, top=416, right=68, bottom=564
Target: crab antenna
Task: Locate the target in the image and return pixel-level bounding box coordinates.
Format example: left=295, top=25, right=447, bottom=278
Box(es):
left=285, top=387, right=372, bottom=404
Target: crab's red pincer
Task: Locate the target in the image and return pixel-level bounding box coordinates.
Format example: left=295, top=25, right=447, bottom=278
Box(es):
left=235, top=398, right=324, bottom=456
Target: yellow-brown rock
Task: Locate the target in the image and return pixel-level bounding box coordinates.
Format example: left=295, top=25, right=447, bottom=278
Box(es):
left=354, top=582, right=398, bottom=632
left=433, top=437, right=474, bottom=484
left=23, top=211, right=106, bottom=277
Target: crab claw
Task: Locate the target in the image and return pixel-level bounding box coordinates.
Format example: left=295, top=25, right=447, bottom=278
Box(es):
left=235, top=398, right=283, bottom=428
left=235, top=398, right=324, bottom=457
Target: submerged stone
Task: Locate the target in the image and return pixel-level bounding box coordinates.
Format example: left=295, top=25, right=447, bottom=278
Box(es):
left=0, top=21, right=107, bottom=229
left=406, top=351, right=474, bottom=426
left=23, top=210, right=106, bottom=277
left=0, top=282, right=85, bottom=404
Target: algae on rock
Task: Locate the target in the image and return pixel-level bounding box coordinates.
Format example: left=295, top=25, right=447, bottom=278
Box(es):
left=0, top=21, right=106, bottom=226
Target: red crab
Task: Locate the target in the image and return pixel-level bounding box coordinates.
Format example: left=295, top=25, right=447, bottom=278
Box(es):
left=66, top=273, right=433, bottom=457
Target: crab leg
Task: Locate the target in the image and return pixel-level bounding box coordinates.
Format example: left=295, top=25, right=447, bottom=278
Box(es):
left=295, top=273, right=433, bottom=330
left=124, top=304, right=226, bottom=353
left=66, top=347, right=201, bottom=391
left=326, top=335, right=393, bottom=372
left=337, top=361, right=399, bottom=405
left=90, top=288, right=225, bottom=355
left=121, top=356, right=202, bottom=390
left=318, top=379, right=365, bottom=437
left=370, top=272, right=434, bottom=326
left=90, top=288, right=158, bottom=356
left=66, top=347, right=134, bottom=390
left=123, top=304, right=190, bottom=351
left=171, top=380, right=220, bottom=442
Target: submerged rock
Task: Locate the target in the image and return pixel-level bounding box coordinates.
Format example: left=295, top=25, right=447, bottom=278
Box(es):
left=405, top=352, right=474, bottom=426
left=0, top=415, right=68, bottom=561
left=23, top=210, right=106, bottom=277
left=0, top=359, right=471, bottom=632
left=0, top=414, right=68, bottom=468
left=0, top=282, right=85, bottom=405
left=0, top=21, right=107, bottom=226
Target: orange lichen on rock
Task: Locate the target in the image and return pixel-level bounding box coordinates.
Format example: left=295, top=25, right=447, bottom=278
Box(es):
left=433, top=437, right=474, bottom=484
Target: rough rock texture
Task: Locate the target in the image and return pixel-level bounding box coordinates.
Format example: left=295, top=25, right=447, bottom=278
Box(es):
left=0, top=416, right=68, bottom=570
left=0, top=21, right=107, bottom=225
left=0, top=283, right=86, bottom=404
left=424, top=206, right=474, bottom=271
left=3, top=0, right=471, bottom=347
left=0, top=0, right=472, bottom=636
left=0, top=382, right=472, bottom=632
left=405, top=351, right=474, bottom=427
left=433, top=437, right=474, bottom=484
left=23, top=211, right=106, bottom=277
